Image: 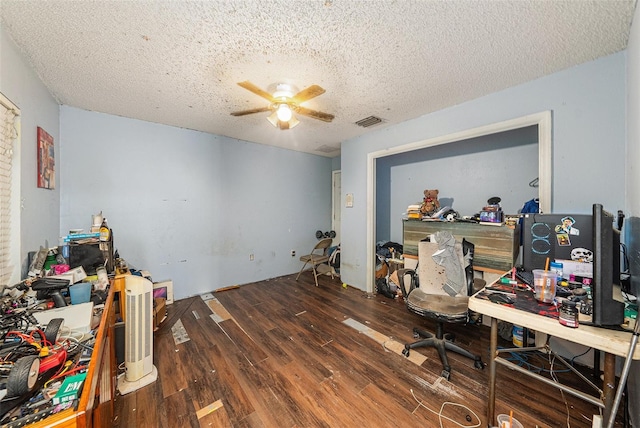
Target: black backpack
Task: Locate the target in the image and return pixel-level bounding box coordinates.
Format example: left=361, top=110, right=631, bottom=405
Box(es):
left=375, top=277, right=396, bottom=299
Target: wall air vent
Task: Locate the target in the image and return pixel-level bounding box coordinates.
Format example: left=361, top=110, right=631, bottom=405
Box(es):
left=355, top=116, right=384, bottom=128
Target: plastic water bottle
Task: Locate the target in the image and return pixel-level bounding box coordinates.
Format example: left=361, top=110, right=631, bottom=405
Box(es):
left=550, top=261, right=563, bottom=282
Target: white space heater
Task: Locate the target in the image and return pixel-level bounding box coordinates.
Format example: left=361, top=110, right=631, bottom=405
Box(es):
left=117, top=275, right=158, bottom=395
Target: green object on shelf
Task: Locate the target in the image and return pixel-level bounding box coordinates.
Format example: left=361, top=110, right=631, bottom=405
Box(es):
left=43, top=253, right=56, bottom=271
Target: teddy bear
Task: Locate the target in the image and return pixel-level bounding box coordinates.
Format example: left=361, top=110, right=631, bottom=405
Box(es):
left=420, top=189, right=440, bottom=216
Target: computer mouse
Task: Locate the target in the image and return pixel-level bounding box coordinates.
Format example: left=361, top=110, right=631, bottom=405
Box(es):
left=488, top=293, right=515, bottom=305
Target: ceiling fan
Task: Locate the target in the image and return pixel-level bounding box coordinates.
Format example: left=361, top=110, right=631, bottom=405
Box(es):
left=231, top=81, right=334, bottom=130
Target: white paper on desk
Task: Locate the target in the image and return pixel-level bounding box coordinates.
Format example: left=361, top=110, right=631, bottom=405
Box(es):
left=557, top=259, right=593, bottom=278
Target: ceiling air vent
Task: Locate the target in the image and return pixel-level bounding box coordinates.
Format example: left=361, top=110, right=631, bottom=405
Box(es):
left=355, top=116, right=384, bottom=128
left=316, top=145, right=339, bottom=153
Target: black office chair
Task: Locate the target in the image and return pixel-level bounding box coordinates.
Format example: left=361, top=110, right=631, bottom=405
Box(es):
left=397, top=232, right=484, bottom=380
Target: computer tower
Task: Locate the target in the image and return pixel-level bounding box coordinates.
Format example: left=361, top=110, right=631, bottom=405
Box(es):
left=522, top=213, right=593, bottom=271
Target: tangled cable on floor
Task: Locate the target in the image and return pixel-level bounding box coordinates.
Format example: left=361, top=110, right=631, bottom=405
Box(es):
left=410, top=388, right=481, bottom=428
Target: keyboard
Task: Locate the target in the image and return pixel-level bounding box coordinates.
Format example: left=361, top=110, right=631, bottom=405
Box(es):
left=515, top=270, right=534, bottom=286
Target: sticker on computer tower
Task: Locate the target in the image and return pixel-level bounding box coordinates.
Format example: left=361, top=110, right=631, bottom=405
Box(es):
left=556, top=233, right=571, bottom=246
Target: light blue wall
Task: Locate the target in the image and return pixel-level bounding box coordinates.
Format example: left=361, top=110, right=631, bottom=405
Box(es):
left=60, top=107, right=332, bottom=299
left=376, top=126, right=538, bottom=243
left=331, top=156, right=340, bottom=171
left=341, top=52, right=626, bottom=290
left=0, top=27, right=60, bottom=274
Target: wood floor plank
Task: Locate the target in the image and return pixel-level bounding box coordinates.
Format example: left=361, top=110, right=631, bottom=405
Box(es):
left=164, top=388, right=199, bottom=428
left=155, top=326, right=190, bottom=398
left=132, top=375, right=168, bottom=427
left=199, top=343, right=257, bottom=423
left=263, top=326, right=333, bottom=384
left=231, top=412, right=266, bottom=428
left=112, top=387, right=136, bottom=428
left=217, top=318, right=269, bottom=365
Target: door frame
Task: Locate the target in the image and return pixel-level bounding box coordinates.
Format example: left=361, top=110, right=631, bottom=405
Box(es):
left=365, top=111, right=552, bottom=293
left=332, top=170, right=341, bottom=245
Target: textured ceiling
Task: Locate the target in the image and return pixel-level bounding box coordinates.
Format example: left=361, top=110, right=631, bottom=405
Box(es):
left=0, top=1, right=636, bottom=157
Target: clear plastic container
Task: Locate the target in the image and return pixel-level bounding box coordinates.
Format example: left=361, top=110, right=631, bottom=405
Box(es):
left=496, top=414, right=524, bottom=428
left=69, top=282, right=91, bottom=304
left=532, top=269, right=557, bottom=303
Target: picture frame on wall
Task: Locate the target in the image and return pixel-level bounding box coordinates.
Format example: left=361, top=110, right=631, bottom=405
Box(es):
left=37, top=126, right=55, bottom=189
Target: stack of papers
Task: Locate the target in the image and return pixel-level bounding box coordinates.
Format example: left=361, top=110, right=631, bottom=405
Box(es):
left=407, top=204, right=422, bottom=219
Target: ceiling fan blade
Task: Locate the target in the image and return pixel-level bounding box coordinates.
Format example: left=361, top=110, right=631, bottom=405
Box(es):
left=296, top=106, right=334, bottom=122
left=237, top=81, right=275, bottom=102
left=230, top=106, right=272, bottom=116
left=292, top=85, right=325, bottom=104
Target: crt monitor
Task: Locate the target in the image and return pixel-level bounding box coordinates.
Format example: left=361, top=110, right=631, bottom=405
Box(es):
left=592, top=203, right=625, bottom=327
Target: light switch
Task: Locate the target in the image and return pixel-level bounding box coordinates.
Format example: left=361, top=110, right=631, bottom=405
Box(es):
left=345, top=193, right=354, bottom=208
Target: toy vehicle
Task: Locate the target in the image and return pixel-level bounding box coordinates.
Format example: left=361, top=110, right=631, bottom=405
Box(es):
left=0, top=318, right=66, bottom=418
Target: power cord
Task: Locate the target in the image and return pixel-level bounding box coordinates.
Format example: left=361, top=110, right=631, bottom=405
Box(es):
left=410, top=388, right=481, bottom=428
left=498, top=346, right=571, bottom=374
left=547, top=352, right=572, bottom=428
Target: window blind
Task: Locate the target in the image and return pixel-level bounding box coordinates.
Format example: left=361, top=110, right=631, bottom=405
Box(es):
left=0, top=94, right=19, bottom=286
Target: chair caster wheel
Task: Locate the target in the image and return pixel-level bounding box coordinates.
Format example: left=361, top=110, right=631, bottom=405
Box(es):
left=474, top=359, right=485, bottom=370
left=441, top=370, right=450, bottom=381
left=402, top=346, right=410, bottom=357
left=413, top=332, right=420, bottom=339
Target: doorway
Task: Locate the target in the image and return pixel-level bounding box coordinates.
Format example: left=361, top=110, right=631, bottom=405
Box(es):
left=365, top=111, right=552, bottom=293
left=332, top=170, right=341, bottom=246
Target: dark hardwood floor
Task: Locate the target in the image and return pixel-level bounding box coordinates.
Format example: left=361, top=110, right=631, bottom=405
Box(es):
left=113, top=272, right=626, bottom=427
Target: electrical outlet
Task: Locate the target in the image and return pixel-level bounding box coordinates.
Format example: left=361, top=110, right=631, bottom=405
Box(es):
left=291, top=250, right=296, bottom=257
left=249, top=254, right=254, bottom=261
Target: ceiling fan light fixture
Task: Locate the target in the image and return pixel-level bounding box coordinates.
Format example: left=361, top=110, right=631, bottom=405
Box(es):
left=267, top=111, right=300, bottom=130
left=288, top=115, right=300, bottom=129
left=267, top=111, right=279, bottom=127
left=233, top=81, right=333, bottom=129
left=273, top=83, right=294, bottom=101
left=276, top=103, right=293, bottom=122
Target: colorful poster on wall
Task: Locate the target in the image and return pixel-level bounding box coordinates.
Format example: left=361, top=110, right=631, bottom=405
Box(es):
left=37, top=126, right=55, bottom=189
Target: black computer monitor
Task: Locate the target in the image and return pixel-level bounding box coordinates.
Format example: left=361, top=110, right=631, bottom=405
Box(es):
left=592, top=203, right=625, bottom=327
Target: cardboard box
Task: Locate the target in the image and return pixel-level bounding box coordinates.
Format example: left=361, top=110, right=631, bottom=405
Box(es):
left=153, top=298, right=167, bottom=330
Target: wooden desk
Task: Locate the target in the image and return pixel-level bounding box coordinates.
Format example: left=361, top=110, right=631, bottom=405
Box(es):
left=27, top=285, right=117, bottom=428
left=403, top=220, right=519, bottom=272
left=469, top=289, right=640, bottom=427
